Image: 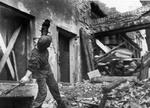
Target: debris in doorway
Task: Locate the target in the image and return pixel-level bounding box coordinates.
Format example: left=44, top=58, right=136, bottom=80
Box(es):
left=94, top=38, right=142, bottom=76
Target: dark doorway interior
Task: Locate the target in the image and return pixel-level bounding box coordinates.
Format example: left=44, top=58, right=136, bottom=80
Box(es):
left=58, top=31, right=70, bottom=82
left=57, top=27, right=76, bottom=82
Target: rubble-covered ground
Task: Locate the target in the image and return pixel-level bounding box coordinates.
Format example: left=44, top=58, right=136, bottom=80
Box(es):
left=59, top=80, right=105, bottom=108
left=58, top=79, right=150, bottom=108
left=105, top=79, right=150, bottom=108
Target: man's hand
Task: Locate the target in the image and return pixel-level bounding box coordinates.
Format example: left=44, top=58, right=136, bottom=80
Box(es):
left=20, top=70, right=32, bottom=84
left=20, top=76, right=30, bottom=84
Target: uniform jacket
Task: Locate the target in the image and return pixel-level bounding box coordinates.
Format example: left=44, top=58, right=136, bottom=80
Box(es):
left=27, top=48, right=52, bottom=78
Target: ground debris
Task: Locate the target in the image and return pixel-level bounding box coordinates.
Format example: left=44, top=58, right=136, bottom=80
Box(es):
left=105, top=79, right=150, bottom=108
left=59, top=80, right=105, bottom=107
left=59, top=79, right=150, bottom=108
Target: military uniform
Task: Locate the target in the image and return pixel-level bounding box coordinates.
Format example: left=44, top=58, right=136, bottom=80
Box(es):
left=27, top=36, right=66, bottom=108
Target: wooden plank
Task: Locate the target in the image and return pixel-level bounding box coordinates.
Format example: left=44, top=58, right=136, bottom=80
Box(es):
left=139, top=52, right=150, bottom=80
left=80, top=28, right=91, bottom=72
left=0, top=34, right=15, bottom=79
left=96, top=39, right=111, bottom=53
left=91, top=76, right=137, bottom=83
left=86, top=38, right=95, bottom=70
left=121, top=33, right=141, bottom=51
left=96, top=42, right=125, bottom=63
left=102, top=79, right=127, bottom=93
left=94, top=23, right=150, bottom=37
left=80, top=28, right=94, bottom=72
left=12, top=50, right=19, bottom=81
left=0, top=26, right=21, bottom=74
left=98, top=79, right=127, bottom=108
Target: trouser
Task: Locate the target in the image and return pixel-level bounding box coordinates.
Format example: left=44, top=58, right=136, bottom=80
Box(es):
left=32, top=73, right=64, bottom=108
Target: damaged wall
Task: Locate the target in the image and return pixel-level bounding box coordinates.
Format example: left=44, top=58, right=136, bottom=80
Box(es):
left=0, top=0, right=120, bottom=82
left=0, top=0, right=81, bottom=82
left=0, top=0, right=78, bottom=35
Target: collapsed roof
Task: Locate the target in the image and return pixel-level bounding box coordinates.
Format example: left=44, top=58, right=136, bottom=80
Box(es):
left=88, top=5, right=150, bottom=36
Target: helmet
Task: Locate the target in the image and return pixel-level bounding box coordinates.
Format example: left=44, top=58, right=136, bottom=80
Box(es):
left=37, top=35, right=52, bottom=51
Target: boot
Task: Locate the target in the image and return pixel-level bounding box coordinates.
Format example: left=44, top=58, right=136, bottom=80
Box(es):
left=57, top=101, right=67, bottom=108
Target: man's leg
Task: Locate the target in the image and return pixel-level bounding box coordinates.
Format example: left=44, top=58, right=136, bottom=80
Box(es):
left=46, top=74, right=67, bottom=108
left=32, top=78, right=47, bottom=108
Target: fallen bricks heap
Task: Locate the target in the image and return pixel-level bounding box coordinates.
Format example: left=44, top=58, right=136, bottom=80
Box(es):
left=59, top=78, right=150, bottom=108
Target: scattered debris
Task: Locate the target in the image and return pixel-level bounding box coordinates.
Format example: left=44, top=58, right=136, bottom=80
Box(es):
left=105, top=79, right=150, bottom=108
left=58, top=78, right=150, bottom=108
left=59, top=81, right=104, bottom=107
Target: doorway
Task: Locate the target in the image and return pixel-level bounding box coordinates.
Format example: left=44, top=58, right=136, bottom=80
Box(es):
left=57, top=27, right=76, bottom=82
left=59, top=33, right=70, bottom=82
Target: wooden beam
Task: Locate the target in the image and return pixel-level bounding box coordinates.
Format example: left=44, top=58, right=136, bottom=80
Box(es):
left=0, top=26, right=21, bottom=74
left=91, top=76, right=137, bottom=83
left=0, top=34, right=15, bottom=79
left=96, top=42, right=125, bottom=63
left=96, top=39, right=111, bottom=53
left=80, top=28, right=92, bottom=72
left=121, top=33, right=141, bottom=51
left=12, top=50, right=19, bottom=81
left=94, top=23, right=150, bottom=37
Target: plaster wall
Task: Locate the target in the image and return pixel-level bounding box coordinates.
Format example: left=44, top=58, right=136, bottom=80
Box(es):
left=0, top=0, right=81, bottom=82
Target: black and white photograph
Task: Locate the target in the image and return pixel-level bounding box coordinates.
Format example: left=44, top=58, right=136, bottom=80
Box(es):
left=0, top=0, right=150, bottom=108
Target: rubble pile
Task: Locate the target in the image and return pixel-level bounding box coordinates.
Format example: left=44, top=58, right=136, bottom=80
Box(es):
left=59, top=79, right=150, bottom=108
left=105, top=79, right=150, bottom=108
left=93, top=35, right=142, bottom=76
left=95, top=47, right=141, bottom=76
left=59, top=81, right=105, bottom=107
left=71, top=2, right=150, bottom=108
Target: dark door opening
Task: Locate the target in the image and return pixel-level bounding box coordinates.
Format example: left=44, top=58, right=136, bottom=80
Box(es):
left=57, top=27, right=76, bottom=82
left=58, top=32, right=70, bottom=82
